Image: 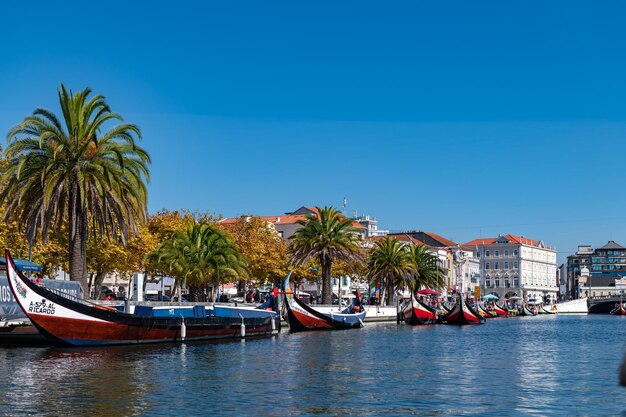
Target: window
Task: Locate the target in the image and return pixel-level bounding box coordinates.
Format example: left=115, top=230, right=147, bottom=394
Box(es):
left=342, top=276, right=348, bottom=286
left=514, top=250, right=518, bottom=256
left=504, top=261, right=509, bottom=269
left=514, top=261, right=518, bottom=268
left=505, top=250, right=509, bottom=257
left=505, top=277, right=510, bottom=288
left=513, top=278, right=519, bottom=287
left=495, top=250, right=499, bottom=257
left=486, top=250, right=490, bottom=257
left=486, top=279, right=491, bottom=287
left=485, top=263, right=490, bottom=270
left=477, top=251, right=481, bottom=258
left=495, top=262, right=499, bottom=269
left=495, top=277, right=500, bottom=287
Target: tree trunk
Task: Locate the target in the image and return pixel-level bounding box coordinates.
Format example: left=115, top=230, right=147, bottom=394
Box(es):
left=189, top=286, right=201, bottom=302
left=93, top=271, right=107, bottom=299
left=321, top=255, right=333, bottom=305
left=68, top=188, right=88, bottom=298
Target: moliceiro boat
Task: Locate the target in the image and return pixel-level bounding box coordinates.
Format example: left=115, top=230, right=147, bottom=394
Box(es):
left=477, top=303, right=497, bottom=318
left=492, top=303, right=508, bottom=317
left=4, top=250, right=280, bottom=346
left=518, top=304, right=536, bottom=317
left=281, top=271, right=366, bottom=331
left=402, top=293, right=437, bottom=325
left=610, top=302, right=626, bottom=316
left=443, top=298, right=485, bottom=325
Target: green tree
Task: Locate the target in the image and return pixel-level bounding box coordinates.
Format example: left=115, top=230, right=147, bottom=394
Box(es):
left=366, top=238, right=414, bottom=306
left=408, top=245, right=445, bottom=291
left=149, top=221, right=248, bottom=302
left=288, top=206, right=363, bottom=304
left=1, top=84, right=150, bottom=294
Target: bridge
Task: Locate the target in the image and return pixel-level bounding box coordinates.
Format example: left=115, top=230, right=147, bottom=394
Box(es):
left=588, top=297, right=624, bottom=314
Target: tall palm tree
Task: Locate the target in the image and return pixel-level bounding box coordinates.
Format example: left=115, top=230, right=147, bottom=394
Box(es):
left=1, top=84, right=150, bottom=294
left=150, top=221, right=248, bottom=302
left=366, top=238, right=414, bottom=306
left=409, top=245, right=445, bottom=292
left=288, top=206, right=363, bottom=304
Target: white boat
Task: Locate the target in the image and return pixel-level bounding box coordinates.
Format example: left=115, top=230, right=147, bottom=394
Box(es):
left=546, top=298, right=588, bottom=314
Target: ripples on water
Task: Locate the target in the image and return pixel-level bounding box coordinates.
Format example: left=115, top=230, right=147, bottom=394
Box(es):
left=0, top=315, right=624, bottom=416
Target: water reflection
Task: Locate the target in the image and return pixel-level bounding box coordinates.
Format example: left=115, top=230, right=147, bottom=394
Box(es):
left=0, top=316, right=624, bottom=416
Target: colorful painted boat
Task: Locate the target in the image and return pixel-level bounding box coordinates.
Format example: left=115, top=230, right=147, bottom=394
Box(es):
left=281, top=271, right=365, bottom=332
left=518, top=304, right=536, bottom=317
left=539, top=306, right=557, bottom=315
left=492, top=303, right=509, bottom=317
left=402, top=293, right=437, bottom=325
left=610, top=303, right=626, bottom=316
left=477, top=303, right=497, bottom=318
left=443, top=298, right=485, bottom=325
left=4, top=250, right=279, bottom=346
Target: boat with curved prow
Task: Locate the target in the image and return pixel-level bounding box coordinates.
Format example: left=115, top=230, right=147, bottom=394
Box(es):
left=281, top=271, right=366, bottom=331
left=477, top=303, right=497, bottom=318
left=610, top=302, right=626, bottom=316
left=4, top=250, right=280, bottom=346
left=492, top=303, right=508, bottom=317
left=518, top=304, right=536, bottom=317
left=443, top=298, right=485, bottom=325
left=402, top=293, right=437, bottom=325
left=539, top=306, right=557, bottom=315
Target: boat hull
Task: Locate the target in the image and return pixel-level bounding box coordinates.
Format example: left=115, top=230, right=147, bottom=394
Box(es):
left=610, top=305, right=626, bottom=316
left=492, top=304, right=508, bottom=317
left=283, top=296, right=365, bottom=331
left=443, top=300, right=485, bottom=325
left=5, top=251, right=279, bottom=346
left=402, top=295, right=437, bottom=325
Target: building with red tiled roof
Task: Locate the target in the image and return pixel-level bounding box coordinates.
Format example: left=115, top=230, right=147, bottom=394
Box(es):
left=220, top=207, right=366, bottom=240
left=383, top=231, right=480, bottom=296
left=462, top=234, right=557, bottom=304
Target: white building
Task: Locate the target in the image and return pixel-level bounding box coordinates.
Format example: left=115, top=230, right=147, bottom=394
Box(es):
left=451, top=246, right=481, bottom=297
left=380, top=231, right=480, bottom=298
left=463, top=234, right=558, bottom=304
left=352, top=214, right=389, bottom=237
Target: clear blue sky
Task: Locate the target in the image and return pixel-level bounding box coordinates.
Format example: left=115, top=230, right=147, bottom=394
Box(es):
left=2, top=1, right=626, bottom=263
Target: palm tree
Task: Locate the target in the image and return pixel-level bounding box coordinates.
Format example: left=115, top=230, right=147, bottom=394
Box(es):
left=149, top=221, right=248, bottom=302
left=408, top=245, right=445, bottom=292
left=288, top=206, right=363, bottom=304
left=366, top=238, right=414, bottom=306
left=1, top=84, right=150, bottom=294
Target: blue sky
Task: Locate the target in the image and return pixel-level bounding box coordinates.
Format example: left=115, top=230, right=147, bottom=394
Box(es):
left=2, top=1, right=626, bottom=263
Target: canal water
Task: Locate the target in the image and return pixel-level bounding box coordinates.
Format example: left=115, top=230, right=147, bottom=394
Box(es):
left=0, top=315, right=624, bottom=416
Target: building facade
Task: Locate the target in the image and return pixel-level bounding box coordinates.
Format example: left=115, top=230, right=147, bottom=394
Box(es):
left=385, top=231, right=480, bottom=298
left=352, top=214, right=389, bottom=237
left=463, top=234, right=558, bottom=303
left=566, top=241, right=626, bottom=299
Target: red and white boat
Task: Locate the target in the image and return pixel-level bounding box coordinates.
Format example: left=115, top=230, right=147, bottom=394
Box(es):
left=402, top=293, right=437, bottom=325
left=281, top=271, right=366, bottom=332
left=611, top=302, right=626, bottom=316
left=477, top=303, right=497, bottom=318
left=443, top=298, right=485, bottom=325
left=492, top=303, right=509, bottom=317
left=4, top=250, right=279, bottom=346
